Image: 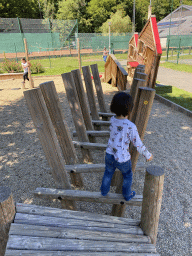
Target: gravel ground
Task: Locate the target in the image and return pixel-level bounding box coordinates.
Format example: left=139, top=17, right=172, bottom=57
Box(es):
left=0, top=75, right=192, bottom=256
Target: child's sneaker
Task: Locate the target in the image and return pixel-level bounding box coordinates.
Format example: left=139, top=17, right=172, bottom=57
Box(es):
left=124, top=191, right=136, bottom=201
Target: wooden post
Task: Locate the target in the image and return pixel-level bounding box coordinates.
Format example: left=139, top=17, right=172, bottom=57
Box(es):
left=140, top=166, right=165, bottom=244
left=82, top=66, right=100, bottom=129
left=71, top=69, right=96, bottom=143
left=24, top=88, right=76, bottom=210
left=90, top=64, right=108, bottom=114
left=0, top=186, right=15, bottom=256
left=61, top=72, right=93, bottom=163
left=129, top=78, right=146, bottom=123
left=23, top=38, right=34, bottom=88
left=112, top=87, right=155, bottom=217
left=131, top=87, right=155, bottom=172
left=77, top=38, right=81, bottom=72
left=39, top=81, right=84, bottom=187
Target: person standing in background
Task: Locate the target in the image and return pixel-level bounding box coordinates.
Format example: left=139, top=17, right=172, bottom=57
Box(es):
left=103, top=47, right=108, bottom=62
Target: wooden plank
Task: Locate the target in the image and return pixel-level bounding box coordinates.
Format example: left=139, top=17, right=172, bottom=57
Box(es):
left=61, top=72, right=92, bottom=163
left=65, top=161, right=145, bottom=173
left=90, top=64, right=108, bottom=113
left=34, top=188, right=142, bottom=206
left=73, top=141, right=107, bottom=150
left=71, top=69, right=94, bottom=131
left=39, top=81, right=83, bottom=187
left=13, top=213, right=143, bottom=235
left=92, top=120, right=111, bottom=126
left=9, top=223, right=150, bottom=243
left=5, top=250, right=160, bottom=256
left=16, top=203, right=140, bottom=226
left=23, top=88, right=76, bottom=210
left=98, top=112, right=115, bottom=117
left=6, top=235, right=156, bottom=253
left=73, top=130, right=110, bottom=137
left=82, top=66, right=100, bottom=120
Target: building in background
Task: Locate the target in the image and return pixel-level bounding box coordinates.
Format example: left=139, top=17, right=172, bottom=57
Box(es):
left=157, top=5, right=192, bottom=48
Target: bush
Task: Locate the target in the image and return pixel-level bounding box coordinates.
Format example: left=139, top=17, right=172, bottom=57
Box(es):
left=2, top=59, right=23, bottom=73
left=31, top=61, right=45, bottom=74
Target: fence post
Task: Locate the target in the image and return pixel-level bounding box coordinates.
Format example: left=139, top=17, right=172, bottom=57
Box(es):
left=77, top=38, right=81, bottom=72
left=177, top=38, right=181, bottom=65
left=140, top=166, right=164, bottom=244
left=0, top=186, right=15, bottom=256
left=24, top=38, right=34, bottom=88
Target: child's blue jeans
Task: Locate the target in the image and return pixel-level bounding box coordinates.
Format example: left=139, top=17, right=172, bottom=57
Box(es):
left=100, top=153, right=132, bottom=200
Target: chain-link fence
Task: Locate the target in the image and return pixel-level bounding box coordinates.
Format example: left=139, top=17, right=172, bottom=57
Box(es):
left=165, top=35, right=192, bottom=65
left=0, top=18, right=78, bottom=55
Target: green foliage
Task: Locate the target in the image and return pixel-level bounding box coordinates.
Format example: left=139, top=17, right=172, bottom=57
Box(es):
left=0, top=0, right=40, bottom=18
left=41, top=0, right=56, bottom=19
left=31, top=61, right=45, bottom=74
left=2, top=59, right=23, bottom=73
left=100, top=9, right=132, bottom=33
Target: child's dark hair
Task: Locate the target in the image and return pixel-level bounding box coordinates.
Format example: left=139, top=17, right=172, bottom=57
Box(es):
left=110, top=92, right=133, bottom=117
left=22, top=57, right=26, bottom=61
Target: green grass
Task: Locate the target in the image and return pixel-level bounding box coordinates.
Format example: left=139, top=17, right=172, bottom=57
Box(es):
left=156, top=85, right=192, bottom=111
left=28, top=53, right=126, bottom=76
left=160, top=61, right=192, bottom=73
left=29, top=53, right=128, bottom=77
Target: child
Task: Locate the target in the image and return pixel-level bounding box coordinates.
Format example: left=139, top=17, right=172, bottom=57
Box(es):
left=21, top=58, right=31, bottom=87
left=100, top=92, right=153, bottom=201
left=103, top=47, right=108, bottom=62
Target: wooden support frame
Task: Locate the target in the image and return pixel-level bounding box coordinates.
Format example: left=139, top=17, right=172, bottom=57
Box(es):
left=61, top=72, right=92, bottom=163
left=23, top=88, right=76, bottom=210
left=39, top=81, right=83, bottom=188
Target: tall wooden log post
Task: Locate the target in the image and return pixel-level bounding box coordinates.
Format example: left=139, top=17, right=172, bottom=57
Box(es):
left=23, top=38, right=34, bottom=89
left=39, top=81, right=83, bottom=188
left=90, top=64, right=108, bottom=121
left=0, top=187, right=15, bottom=256
left=131, top=87, right=155, bottom=172
left=24, top=88, right=76, bottom=211
left=71, top=69, right=95, bottom=143
left=111, top=87, right=155, bottom=217
left=61, top=72, right=93, bottom=163
left=141, top=166, right=165, bottom=244
left=82, top=66, right=100, bottom=121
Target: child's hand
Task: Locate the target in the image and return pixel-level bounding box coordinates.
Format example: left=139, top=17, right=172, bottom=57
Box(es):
left=146, top=154, right=153, bottom=162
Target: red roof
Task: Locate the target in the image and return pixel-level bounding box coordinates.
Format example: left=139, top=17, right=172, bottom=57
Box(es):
left=128, top=61, right=139, bottom=68
left=134, top=33, right=138, bottom=47
left=151, top=16, right=162, bottom=55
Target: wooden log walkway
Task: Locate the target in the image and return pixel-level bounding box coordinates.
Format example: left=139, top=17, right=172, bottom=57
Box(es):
left=5, top=203, right=160, bottom=255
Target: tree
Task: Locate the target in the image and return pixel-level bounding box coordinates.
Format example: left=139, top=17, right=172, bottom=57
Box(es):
left=100, top=9, right=132, bottom=33
left=0, top=0, right=40, bottom=18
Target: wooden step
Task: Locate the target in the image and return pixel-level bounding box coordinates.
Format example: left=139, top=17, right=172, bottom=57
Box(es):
left=73, top=130, right=110, bottom=137
left=98, top=112, right=115, bottom=117
left=65, top=162, right=145, bottom=174
left=73, top=141, right=107, bottom=150
left=5, top=204, right=160, bottom=256
left=5, top=251, right=160, bottom=256
left=34, top=188, right=143, bottom=206
left=92, top=120, right=111, bottom=126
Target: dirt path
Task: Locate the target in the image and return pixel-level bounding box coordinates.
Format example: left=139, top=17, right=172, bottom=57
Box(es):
left=157, top=66, right=192, bottom=93
left=0, top=76, right=192, bottom=256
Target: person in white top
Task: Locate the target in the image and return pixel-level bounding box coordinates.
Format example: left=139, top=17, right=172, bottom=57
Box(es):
left=21, top=58, right=31, bottom=87
left=100, top=92, right=153, bottom=201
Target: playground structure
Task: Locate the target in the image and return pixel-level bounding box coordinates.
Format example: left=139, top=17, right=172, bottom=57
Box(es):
left=0, top=14, right=165, bottom=255
left=1, top=62, right=164, bottom=255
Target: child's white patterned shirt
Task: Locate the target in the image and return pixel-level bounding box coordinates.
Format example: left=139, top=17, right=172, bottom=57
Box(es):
left=106, top=116, right=152, bottom=163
